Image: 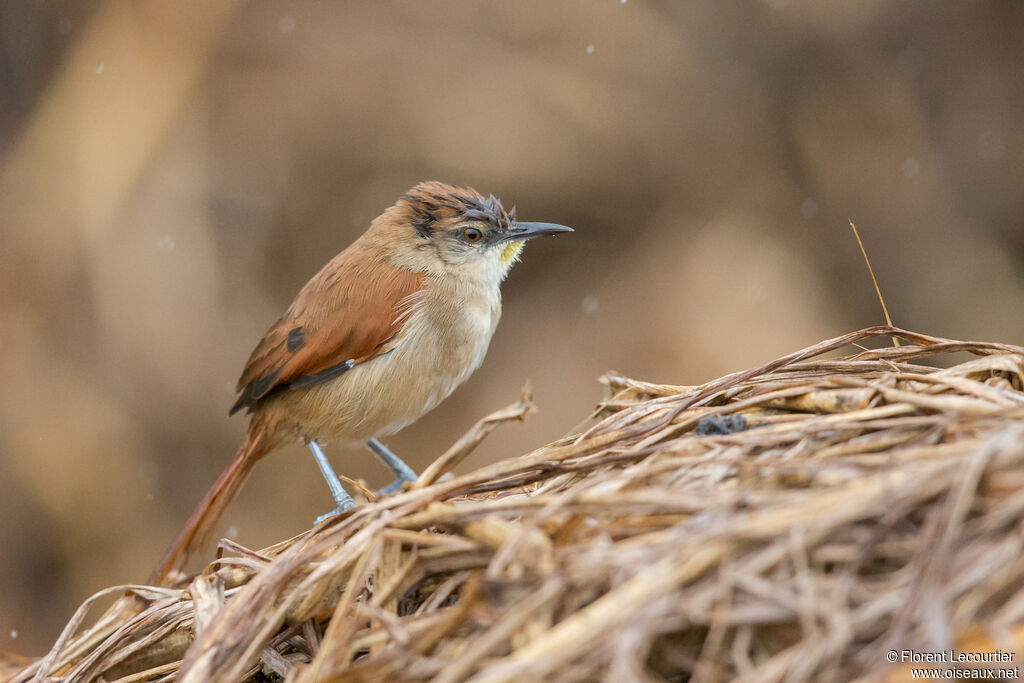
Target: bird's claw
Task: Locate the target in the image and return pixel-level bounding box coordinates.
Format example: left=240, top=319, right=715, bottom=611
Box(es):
left=314, top=507, right=345, bottom=525
left=375, top=477, right=412, bottom=496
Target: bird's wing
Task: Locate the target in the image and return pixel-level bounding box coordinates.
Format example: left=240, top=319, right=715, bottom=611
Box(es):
left=231, top=251, right=426, bottom=414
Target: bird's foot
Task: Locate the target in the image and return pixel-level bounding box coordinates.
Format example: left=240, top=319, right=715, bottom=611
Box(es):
left=366, top=438, right=418, bottom=496
left=314, top=506, right=347, bottom=525
left=307, top=439, right=356, bottom=525
left=375, top=470, right=417, bottom=496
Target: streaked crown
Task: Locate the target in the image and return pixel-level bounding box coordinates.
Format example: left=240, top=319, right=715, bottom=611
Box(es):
left=399, top=181, right=516, bottom=238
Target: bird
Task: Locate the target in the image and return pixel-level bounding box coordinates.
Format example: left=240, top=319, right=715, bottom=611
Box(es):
left=152, top=181, right=572, bottom=584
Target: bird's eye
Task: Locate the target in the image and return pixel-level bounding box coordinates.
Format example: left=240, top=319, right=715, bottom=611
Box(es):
left=463, top=227, right=483, bottom=242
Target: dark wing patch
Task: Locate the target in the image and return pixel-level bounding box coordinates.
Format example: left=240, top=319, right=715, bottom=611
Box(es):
left=286, top=326, right=304, bottom=352
left=230, top=248, right=425, bottom=415
left=229, top=367, right=282, bottom=415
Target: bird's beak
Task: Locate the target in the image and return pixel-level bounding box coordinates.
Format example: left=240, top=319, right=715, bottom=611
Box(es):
left=499, top=221, right=574, bottom=242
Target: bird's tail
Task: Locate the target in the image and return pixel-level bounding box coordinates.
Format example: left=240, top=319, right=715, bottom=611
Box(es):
left=150, top=424, right=270, bottom=586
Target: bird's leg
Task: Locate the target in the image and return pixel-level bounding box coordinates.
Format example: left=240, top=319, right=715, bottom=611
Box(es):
left=307, top=439, right=356, bottom=524
left=367, top=438, right=418, bottom=495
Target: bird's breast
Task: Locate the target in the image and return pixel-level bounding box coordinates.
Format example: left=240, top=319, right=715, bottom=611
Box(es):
left=283, top=278, right=501, bottom=443
left=395, top=280, right=501, bottom=412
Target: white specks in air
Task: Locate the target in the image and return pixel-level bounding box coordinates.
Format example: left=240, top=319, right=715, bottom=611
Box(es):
left=9, top=630, right=17, bottom=639
left=900, top=157, right=920, bottom=178
left=800, top=199, right=818, bottom=219
left=279, top=15, right=296, bottom=33
left=146, top=493, right=154, bottom=501
left=582, top=295, right=599, bottom=314
left=586, top=44, right=595, bottom=55
left=95, top=63, right=105, bottom=74
left=226, top=526, right=238, bottom=539
left=157, top=234, right=175, bottom=253
left=57, top=17, right=72, bottom=35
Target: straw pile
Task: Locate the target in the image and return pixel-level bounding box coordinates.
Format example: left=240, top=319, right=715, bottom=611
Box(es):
left=8, top=326, right=1024, bottom=682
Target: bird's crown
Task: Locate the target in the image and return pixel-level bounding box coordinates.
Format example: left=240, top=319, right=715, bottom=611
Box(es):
left=398, top=181, right=516, bottom=238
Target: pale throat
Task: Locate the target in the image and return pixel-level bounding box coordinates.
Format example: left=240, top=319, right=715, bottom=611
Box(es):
left=500, top=240, right=525, bottom=269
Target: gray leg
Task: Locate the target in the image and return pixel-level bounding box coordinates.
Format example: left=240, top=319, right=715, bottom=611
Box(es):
left=367, top=438, right=418, bottom=494
left=308, top=439, right=356, bottom=524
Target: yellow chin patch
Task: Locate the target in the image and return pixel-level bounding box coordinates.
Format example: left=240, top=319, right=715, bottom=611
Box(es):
left=500, top=240, right=525, bottom=268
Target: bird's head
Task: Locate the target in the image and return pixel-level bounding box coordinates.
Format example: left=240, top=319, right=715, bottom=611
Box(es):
left=379, top=181, right=572, bottom=281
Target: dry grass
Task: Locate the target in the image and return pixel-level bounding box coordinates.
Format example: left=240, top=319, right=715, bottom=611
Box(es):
left=7, top=326, right=1024, bottom=682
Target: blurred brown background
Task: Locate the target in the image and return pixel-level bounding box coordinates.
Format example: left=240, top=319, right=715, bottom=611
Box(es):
left=2, top=0, right=1022, bottom=655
